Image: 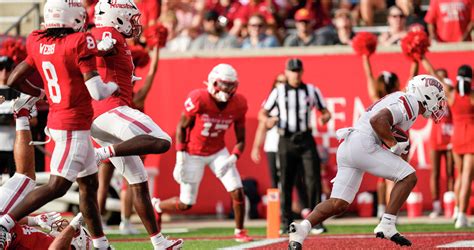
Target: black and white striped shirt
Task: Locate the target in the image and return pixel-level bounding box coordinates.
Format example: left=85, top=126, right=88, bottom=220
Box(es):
left=263, top=83, right=327, bottom=134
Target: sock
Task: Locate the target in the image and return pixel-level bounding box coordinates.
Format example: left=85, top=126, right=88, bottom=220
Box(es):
left=301, top=219, right=312, bottom=234
left=457, top=212, right=466, bottom=218
left=433, top=200, right=441, bottom=212
left=381, top=213, right=397, bottom=225
left=92, top=236, right=110, bottom=249
left=234, top=228, right=243, bottom=235
left=96, top=146, right=115, bottom=160
left=150, top=233, right=165, bottom=248
left=16, top=117, right=30, bottom=131
left=0, top=214, right=16, bottom=231
left=121, top=215, right=130, bottom=224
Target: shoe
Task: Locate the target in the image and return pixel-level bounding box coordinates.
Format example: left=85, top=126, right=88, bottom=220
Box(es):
left=119, top=220, right=139, bottom=235
left=235, top=229, right=253, bottom=242
left=310, top=223, right=327, bottom=235
left=288, top=222, right=308, bottom=249
left=0, top=226, right=9, bottom=250
left=374, top=222, right=411, bottom=246
left=12, top=94, right=39, bottom=118
left=452, top=207, right=459, bottom=222
left=155, top=237, right=183, bottom=250
left=429, top=210, right=441, bottom=219
left=454, top=214, right=471, bottom=229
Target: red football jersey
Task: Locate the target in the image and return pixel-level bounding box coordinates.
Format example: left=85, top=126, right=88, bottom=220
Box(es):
left=6, top=224, right=55, bottom=250
left=91, top=27, right=134, bottom=118
left=24, top=30, right=97, bottom=130
left=183, top=89, right=247, bottom=156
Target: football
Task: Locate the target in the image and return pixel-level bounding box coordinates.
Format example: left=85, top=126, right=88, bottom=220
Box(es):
left=392, top=126, right=409, bottom=142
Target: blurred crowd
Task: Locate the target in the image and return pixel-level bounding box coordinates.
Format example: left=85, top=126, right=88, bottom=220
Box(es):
left=81, top=0, right=473, bottom=52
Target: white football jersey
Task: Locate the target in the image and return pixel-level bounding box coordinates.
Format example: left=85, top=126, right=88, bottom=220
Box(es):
left=354, top=91, right=420, bottom=141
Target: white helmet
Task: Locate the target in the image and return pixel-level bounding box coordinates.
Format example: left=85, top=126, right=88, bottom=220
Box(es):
left=94, top=0, right=142, bottom=38
left=207, top=64, right=239, bottom=102
left=406, top=74, right=447, bottom=122
left=71, top=227, right=93, bottom=250
left=43, top=0, right=86, bottom=32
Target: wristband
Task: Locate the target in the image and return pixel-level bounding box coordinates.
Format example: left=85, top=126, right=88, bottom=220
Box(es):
left=232, top=147, right=242, bottom=158
left=176, top=142, right=187, bottom=151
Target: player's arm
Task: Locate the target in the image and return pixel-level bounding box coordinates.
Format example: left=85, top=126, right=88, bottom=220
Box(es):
left=48, top=226, right=75, bottom=250
left=370, top=108, right=397, bottom=148
left=133, top=47, right=160, bottom=109
left=233, top=119, right=246, bottom=159
left=82, top=69, right=119, bottom=101
left=7, top=61, right=45, bottom=98
left=176, top=112, right=195, bottom=151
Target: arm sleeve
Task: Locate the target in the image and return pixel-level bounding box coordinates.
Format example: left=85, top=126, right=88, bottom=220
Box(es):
left=76, top=33, right=98, bottom=74
left=263, top=88, right=278, bottom=111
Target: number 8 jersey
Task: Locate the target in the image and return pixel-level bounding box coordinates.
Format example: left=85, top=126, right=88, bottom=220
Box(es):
left=24, top=30, right=98, bottom=130
left=184, top=89, right=248, bottom=156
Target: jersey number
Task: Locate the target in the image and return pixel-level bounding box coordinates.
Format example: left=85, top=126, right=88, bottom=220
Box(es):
left=201, top=122, right=229, bottom=137
left=42, top=61, right=61, bottom=103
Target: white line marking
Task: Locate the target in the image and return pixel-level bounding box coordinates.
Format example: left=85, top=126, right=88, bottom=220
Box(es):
left=219, top=238, right=288, bottom=250
left=318, top=233, right=473, bottom=239
left=437, top=241, right=474, bottom=248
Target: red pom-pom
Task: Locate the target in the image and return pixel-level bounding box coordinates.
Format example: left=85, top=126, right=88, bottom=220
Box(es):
left=0, top=38, right=26, bottom=64
left=401, top=30, right=430, bottom=61
left=143, top=23, right=168, bottom=49
left=351, top=32, right=378, bottom=56
left=129, top=44, right=150, bottom=68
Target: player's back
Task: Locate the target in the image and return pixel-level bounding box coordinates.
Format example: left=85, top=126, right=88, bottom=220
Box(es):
left=90, top=27, right=134, bottom=118
left=6, top=224, right=54, bottom=250
left=354, top=91, right=419, bottom=138
left=25, top=30, right=96, bottom=130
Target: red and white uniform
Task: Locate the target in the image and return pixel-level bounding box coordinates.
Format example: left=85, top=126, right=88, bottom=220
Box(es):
left=178, top=89, right=247, bottom=205
left=424, top=0, right=474, bottom=42
left=24, top=30, right=98, bottom=182
left=90, top=27, right=170, bottom=185
left=6, top=224, right=55, bottom=250
left=332, top=92, right=418, bottom=203
left=430, top=108, right=453, bottom=151
left=450, top=92, right=474, bottom=154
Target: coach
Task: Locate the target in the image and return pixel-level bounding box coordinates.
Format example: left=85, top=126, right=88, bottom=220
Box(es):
left=260, top=58, right=331, bottom=233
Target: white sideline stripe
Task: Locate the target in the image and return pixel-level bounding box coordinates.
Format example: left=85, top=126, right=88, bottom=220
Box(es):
left=219, top=238, right=287, bottom=250
left=437, top=241, right=474, bottom=248
left=320, top=232, right=474, bottom=239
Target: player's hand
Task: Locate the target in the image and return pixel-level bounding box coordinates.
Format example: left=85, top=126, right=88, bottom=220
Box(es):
left=215, top=154, right=238, bottom=178
left=173, top=151, right=186, bottom=184
left=265, top=117, right=278, bottom=129
left=34, top=212, right=62, bottom=230
left=97, top=36, right=117, bottom=51
left=251, top=147, right=261, bottom=164
left=69, top=212, right=83, bottom=231
left=390, top=141, right=410, bottom=156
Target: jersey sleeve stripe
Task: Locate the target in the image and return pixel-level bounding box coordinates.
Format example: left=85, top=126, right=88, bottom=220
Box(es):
left=400, top=96, right=414, bottom=120
left=109, top=109, right=152, bottom=133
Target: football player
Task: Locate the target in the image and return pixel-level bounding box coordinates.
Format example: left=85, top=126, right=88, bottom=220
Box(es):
left=0, top=0, right=119, bottom=249
left=288, top=75, right=447, bottom=249
left=89, top=0, right=182, bottom=248
left=152, top=64, right=253, bottom=242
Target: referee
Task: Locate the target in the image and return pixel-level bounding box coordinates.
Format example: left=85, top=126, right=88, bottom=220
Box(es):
left=260, top=58, right=331, bottom=233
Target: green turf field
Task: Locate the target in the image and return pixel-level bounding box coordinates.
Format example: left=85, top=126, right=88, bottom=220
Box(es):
left=108, top=223, right=473, bottom=249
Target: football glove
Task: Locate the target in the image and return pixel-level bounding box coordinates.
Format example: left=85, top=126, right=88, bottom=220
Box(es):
left=32, top=212, right=62, bottom=230
left=97, top=36, right=116, bottom=52
left=173, top=151, right=186, bottom=184
left=390, top=141, right=410, bottom=156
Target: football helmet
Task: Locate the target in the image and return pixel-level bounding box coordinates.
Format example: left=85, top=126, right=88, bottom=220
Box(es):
left=406, top=74, right=447, bottom=122
left=207, top=64, right=239, bottom=102
left=94, top=0, right=142, bottom=38
left=43, top=0, right=86, bottom=32
left=71, top=227, right=93, bottom=250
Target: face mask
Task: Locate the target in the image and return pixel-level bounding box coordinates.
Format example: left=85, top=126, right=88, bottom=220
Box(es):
left=214, top=91, right=230, bottom=102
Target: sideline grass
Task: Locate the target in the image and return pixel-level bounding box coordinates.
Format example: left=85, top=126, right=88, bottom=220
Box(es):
left=110, top=223, right=472, bottom=249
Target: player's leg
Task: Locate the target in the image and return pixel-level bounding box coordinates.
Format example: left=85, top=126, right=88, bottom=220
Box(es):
left=452, top=152, right=463, bottom=219
left=376, top=179, right=386, bottom=218
left=429, top=149, right=443, bottom=217
left=455, top=153, right=473, bottom=228
left=97, top=161, right=115, bottom=226
left=92, top=107, right=171, bottom=160
left=76, top=136, right=111, bottom=249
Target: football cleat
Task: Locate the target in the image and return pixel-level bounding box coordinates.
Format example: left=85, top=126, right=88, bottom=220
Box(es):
left=310, top=223, right=327, bottom=235
left=288, top=241, right=302, bottom=250
left=156, top=237, right=183, bottom=250
left=0, top=226, right=8, bottom=250
left=119, top=220, right=139, bottom=235
left=374, top=223, right=412, bottom=246
left=288, top=222, right=308, bottom=248
left=12, top=94, right=39, bottom=118
left=235, top=229, right=253, bottom=242
left=454, top=214, right=471, bottom=229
